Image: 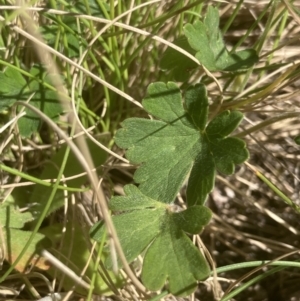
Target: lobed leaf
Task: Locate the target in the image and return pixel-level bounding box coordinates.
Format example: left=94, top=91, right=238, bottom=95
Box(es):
left=160, top=7, right=258, bottom=78
left=90, top=185, right=212, bottom=296
left=182, top=6, right=258, bottom=72
left=142, top=215, right=209, bottom=296
left=115, top=82, right=249, bottom=206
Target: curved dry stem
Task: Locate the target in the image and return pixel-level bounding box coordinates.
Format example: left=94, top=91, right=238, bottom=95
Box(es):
left=14, top=101, right=147, bottom=293
left=2, top=6, right=147, bottom=292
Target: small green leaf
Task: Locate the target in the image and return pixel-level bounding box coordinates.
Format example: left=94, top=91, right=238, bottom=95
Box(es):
left=115, top=82, right=249, bottom=205
left=90, top=185, right=212, bottom=296
left=183, top=6, right=258, bottom=71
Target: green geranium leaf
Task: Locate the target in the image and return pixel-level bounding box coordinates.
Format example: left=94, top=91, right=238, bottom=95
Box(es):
left=0, top=65, right=63, bottom=137
left=115, top=82, right=249, bottom=206
left=183, top=6, right=258, bottom=72
left=90, top=185, right=212, bottom=296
